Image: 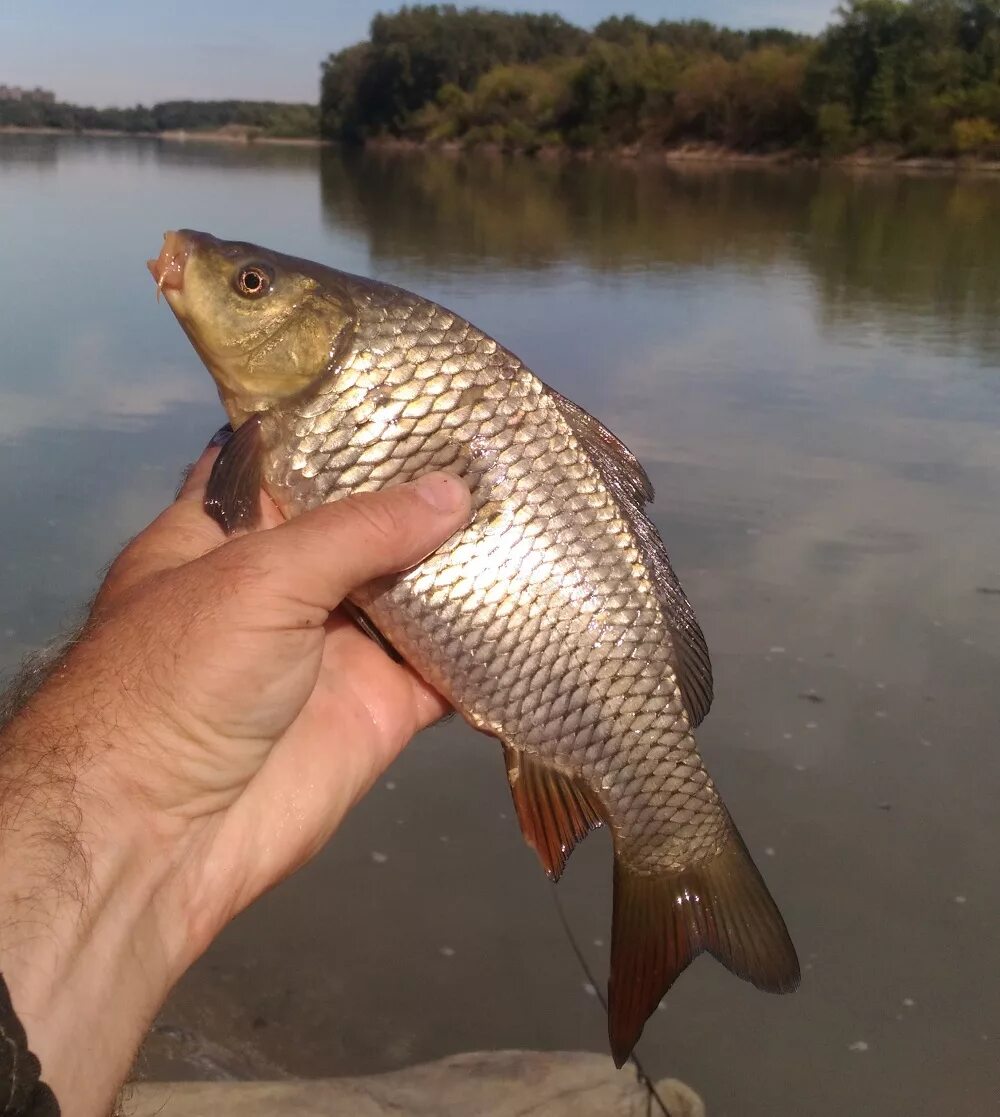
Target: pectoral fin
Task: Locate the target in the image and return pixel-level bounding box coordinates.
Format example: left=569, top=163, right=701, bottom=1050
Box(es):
left=342, top=601, right=404, bottom=663
left=204, top=414, right=263, bottom=534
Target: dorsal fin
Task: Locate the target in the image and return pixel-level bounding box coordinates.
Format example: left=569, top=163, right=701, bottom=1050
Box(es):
left=503, top=745, right=604, bottom=881
left=544, top=386, right=653, bottom=504
left=204, top=414, right=263, bottom=535
left=544, top=384, right=714, bottom=726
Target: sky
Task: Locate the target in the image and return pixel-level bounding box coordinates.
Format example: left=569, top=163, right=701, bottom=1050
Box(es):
left=1, top=1, right=839, bottom=107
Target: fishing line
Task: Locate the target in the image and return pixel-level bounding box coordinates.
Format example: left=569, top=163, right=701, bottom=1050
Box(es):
left=549, top=885, right=673, bottom=1117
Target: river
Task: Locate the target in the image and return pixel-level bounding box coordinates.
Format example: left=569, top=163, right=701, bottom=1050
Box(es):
left=1, top=133, right=998, bottom=1115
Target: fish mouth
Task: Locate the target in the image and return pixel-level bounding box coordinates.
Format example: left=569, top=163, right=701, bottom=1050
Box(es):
left=147, top=230, right=191, bottom=299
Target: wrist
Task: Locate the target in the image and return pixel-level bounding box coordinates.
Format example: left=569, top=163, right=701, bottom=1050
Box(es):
left=0, top=695, right=195, bottom=1115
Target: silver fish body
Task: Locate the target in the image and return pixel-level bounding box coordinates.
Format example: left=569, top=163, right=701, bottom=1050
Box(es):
left=260, top=283, right=723, bottom=874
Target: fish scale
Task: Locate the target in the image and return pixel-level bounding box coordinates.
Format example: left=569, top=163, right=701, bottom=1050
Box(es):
left=152, top=228, right=800, bottom=1068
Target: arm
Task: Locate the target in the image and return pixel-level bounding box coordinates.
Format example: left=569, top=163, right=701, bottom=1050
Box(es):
left=0, top=447, right=471, bottom=1116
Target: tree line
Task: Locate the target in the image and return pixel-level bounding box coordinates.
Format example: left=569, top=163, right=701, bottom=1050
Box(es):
left=9, top=2, right=1000, bottom=157
left=0, top=99, right=318, bottom=139
left=320, top=1, right=1000, bottom=157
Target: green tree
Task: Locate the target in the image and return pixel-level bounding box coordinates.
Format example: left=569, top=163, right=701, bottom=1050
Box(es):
left=805, top=0, right=1000, bottom=150
left=320, top=5, right=585, bottom=141
left=729, top=48, right=811, bottom=147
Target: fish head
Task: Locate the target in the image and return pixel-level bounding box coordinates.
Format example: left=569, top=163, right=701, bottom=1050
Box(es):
left=148, top=229, right=355, bottom=421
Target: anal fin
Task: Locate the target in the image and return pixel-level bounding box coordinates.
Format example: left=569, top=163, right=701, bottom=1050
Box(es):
left=503, top=745, right=604, bottom=882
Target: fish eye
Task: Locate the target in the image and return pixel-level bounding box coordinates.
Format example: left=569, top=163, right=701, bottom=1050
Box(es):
left=235, top=265, right=271, bottom=299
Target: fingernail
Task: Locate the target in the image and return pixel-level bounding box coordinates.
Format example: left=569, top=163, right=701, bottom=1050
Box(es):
left=413, top=472, right=469, bottom=514
left=208, top=423, right=234, bottom=449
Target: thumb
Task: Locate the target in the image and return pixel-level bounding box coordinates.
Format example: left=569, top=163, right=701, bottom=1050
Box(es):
left=227, top=472, right=472, bottom=618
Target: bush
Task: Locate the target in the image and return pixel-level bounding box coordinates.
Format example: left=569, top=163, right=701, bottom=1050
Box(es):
left=816, top=101, right=856, bottom=153
left=951, top=116, right=1000, bottom=155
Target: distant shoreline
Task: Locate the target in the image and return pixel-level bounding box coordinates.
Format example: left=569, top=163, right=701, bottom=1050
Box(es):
left=0, top=125, right=325, bottom=147
left=6, top=125, right=1000, bottom=173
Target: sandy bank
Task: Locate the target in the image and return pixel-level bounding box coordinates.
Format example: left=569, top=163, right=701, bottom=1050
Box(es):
left=130, top=1050, right=704, bottom=1116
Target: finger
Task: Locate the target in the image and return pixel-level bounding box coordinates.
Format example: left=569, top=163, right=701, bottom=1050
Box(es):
left=227, top=472, right=472, bottom=620
left=174, top=449, right=217, bottom=503
left=175, top=425, right=233, bottom=502
left=408, top=667, right=453, bottom=727
left=324, top=612, right=453, bottom=731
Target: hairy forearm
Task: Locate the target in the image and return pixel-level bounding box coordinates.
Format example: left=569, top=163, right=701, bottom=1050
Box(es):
left=0, top=659, right=185, bottom=1117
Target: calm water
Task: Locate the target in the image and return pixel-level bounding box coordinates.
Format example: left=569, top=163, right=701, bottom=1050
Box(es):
left=2, top=135, right=999, bottom=1115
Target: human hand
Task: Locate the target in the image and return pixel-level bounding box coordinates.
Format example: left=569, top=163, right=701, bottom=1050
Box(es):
left=0, top=435, right=470, bottom=1116
left=92, top=442, right=470, bottom=930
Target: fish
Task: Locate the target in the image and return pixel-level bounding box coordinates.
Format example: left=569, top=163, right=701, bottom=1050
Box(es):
left=147, top=229, right=800, bottom=1064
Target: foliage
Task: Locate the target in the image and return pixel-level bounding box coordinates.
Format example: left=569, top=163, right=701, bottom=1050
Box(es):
left=805, top=0, right=1000, bottom=153
left=315, top=1, right=1000, bottom=157
left=816, top=101, right=858, bottom=152
left=952, top=114, right=1000, bottom=151
left=320, top=5, right=585, bottom=141
left=151, top=101, right=319, bottom=137
left=321, top=8, right=817, bottom=151
left=416, top=64, right=569, bottom=148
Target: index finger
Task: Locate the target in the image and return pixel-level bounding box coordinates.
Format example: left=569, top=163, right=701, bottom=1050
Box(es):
left=175, top=424, right=233, bottom=502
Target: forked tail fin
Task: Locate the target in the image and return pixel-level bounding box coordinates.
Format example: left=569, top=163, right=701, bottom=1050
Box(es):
left=608, top=822, right=800, bottom=1067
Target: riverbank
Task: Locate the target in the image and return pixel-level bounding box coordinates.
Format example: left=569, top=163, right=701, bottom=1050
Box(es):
left=368, top=135, right=1000, bottom=173
left=131, top=1052, right=705, bottom=1117
left=6, top=125, right=1000, bottom=173
left=0, top=124, right=324, bottom=147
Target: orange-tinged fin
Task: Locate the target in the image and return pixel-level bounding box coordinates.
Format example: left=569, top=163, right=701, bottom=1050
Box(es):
left=608, top=825, right=800, bottom=1067
left=204, top=414, right=263, bottom=534
left=503, top=745, right=604, bottom=881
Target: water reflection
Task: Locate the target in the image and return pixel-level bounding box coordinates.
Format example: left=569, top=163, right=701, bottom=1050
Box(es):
left=0, top=133, right=58, bottom=169
left=804, top=172, right=1000, bottom=357
left=321, top=148, right=1000, bottom=367
left=152, top=137, right=321, bottom=174
left=320, top=148, right=804, bottom=273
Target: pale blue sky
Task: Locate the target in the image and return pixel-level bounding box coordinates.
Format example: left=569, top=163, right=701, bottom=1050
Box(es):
left=1, top=1, right=838, bottom=107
